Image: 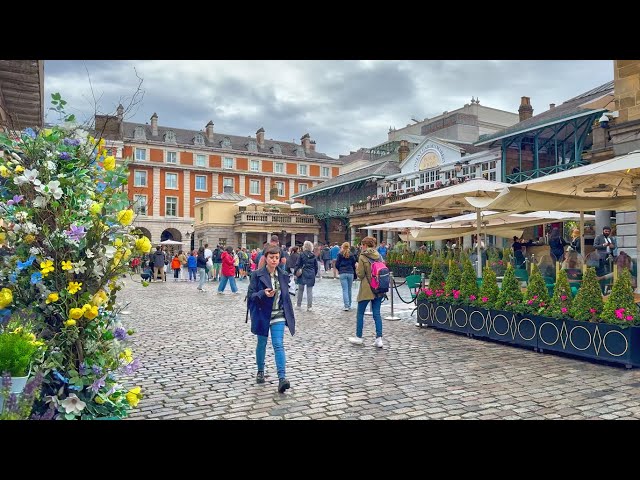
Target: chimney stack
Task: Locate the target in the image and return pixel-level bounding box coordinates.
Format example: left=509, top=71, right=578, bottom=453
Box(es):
left=398, top=140, right=410, bottom=162
left=205, top=121, right=214, bottom=142
left=518, top=97, right=533, bottom=122
left=150, top=113, right=158, bottom=136
left=310, top=140, right=316, bottom=152
left=301, top=133, right=311, bottom=153
left=116, top=104, right=124, bottom=121
left=549, top=103, right=556, bottom=110
left=256, top=127, right=265, bottom=148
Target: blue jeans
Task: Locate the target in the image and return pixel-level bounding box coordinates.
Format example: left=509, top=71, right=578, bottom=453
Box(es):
left=218, top=275, right=238, bottom=293
left=198, top=267, right=207, bottom=289
left=340, top=273, right=354, bottom=308
left=356, top=296, right=383, bottom=338
left=256, top=322, right=286, bottom=379
left=189, top=267, right=197, bottom=280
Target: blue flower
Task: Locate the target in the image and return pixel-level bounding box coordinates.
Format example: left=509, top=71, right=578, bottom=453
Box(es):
left=30, top=271, right=43, bottom=284
left=59, top=152, right=71, bottom=160
left=63, top=138, right=80, bottom=147
left=114, top=327, right=127, bottom=340
left=9, top=272, right=17, bottom=284
left=17, top=255, right=36, bottom=270
left=22, top=128, right=36, bottom=139
left=52, top=370, right=69, bottom=384
left=96, top=181, right=107, bottom=193
left=0, top=308, right=11, bottom=323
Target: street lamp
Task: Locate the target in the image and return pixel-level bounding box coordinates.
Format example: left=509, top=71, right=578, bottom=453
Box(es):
left=186, top=224, right=195, bottom=252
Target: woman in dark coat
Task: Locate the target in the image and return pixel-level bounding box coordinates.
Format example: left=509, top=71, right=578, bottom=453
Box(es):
left=295, top=240, right=319, bottom=311
left=549, top=227, right=568, bottom=265
left=248, top=244, right=296, bottom=394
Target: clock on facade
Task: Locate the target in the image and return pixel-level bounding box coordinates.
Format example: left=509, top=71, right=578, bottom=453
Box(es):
left=418, top=151, right=440, bottom=170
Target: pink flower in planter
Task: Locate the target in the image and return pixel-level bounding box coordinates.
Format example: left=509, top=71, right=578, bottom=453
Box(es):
left=481, top=297, right=488, bottom=303
left=626, top=315, right=634, bottom=321
left=469, top=295, right=477, bottom=301
left=527, top=300, right=534, bottom=305
left=589, top=308, right=596, bottom=314
left=533, top=295, right=538, bottom=300
left=453, top=290, right=460, bottom=299
left=616, top=309, right=625, bottom=319
left=560, top=295, right=567, bottom=301
left=561, top=307, right=568, bottom=314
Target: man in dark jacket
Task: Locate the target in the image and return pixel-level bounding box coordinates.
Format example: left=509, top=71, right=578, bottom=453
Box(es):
left=295, top=240, right=319, bottom=311
left=152, top=246, right=166, bottom=282
left=593, top=226, right=617, bottom=275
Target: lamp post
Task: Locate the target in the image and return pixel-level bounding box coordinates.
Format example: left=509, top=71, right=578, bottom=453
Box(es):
left=186, top=224, right=194, bottom=252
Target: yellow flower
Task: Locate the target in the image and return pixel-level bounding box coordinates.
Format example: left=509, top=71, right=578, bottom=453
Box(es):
left=68, top=307, right=84, bottom=319
left=88, top=135, right=95, bottom=145
left=0, top=232, right=5, bottom=244
left=120, top=348, right=133, bottom=363
left=61, top=260, right=73, bottom=271
left=103, top=155, right=115, bottom=171
left=116, top=209, right=134, bottom=226
left=0, top=166, right=9, bottom=178
left=27, top=333, right=36, bottom=341
left=98, top=138, right=106, bottom=148
left=46, top=292, right=59, bottom=304
left=24, top=234, right=35, bottom=244
left=94, top=396, right=105, bottom=405
left=0, top=288, right=13, bottom=308
left=64, top=319, right=77, bottom=327
left=125, top=386, right=142, bottom=407
left=91, top=290, right=108, bottom=307
left=42, top=128, right=53, bottom=137
left=89, top=202, right=103, bottom=215
left=135, top=237, right=152, bottom=253
left=40, top=259, right=55, bottom=277
left=113, top=238, right=123, bottom=247
left=67, top=281, right=82, bottom=295
left=14, top=165, right=24, bottom=174
left=83, top=305, right=99, bottom=320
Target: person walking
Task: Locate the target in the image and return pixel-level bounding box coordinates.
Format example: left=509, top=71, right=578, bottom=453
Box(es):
left=217, top=245, right=239, bottom=294
left=178, top=249, right=188, bottom=281
left=569, top=228, right=582, bottom=255
left=336, top=242, right=357, bottom=311
left=248, top=244, right=296, bottom=394
left=187, top=250, right=198, bottom=281
left=171, top=253, right=181, bottom=282
left=512, top=236, right=533, bottom=268
left=548, top=227, right=568, bottom=266
left=349, top=236, right=384, bottom=348
left=295, top=240, right=318, bottom=311
left=330, top=242, right=340, bottom=279
left=594, top=226, right=617, bottom=275
left=286, top=246, right=300, bottom=275
left=196, top=246, right=208, bottom=292
left=152, top=246, right=166, bottom=282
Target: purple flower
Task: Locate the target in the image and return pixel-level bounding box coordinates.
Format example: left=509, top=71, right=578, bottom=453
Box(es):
left=90, top=375, right=106, bottom=393
left=23, top=127, right=36, bottom=139
left=123, top=358, right=141, bottom=374
left=6, top=195, right=24, bottom=206
left=92, top=365, right=102, bottom=376
left=79, top=362, right=87, bottom=376
left=65, top=224, right=86, bottom=242
left=63, top=138, right=80, bottom=146
left=5, top=393, right=18, bottom=413
left=114, top=327, right=127, bottom=340
left=59, top=152, right=72, bottom=160
left=2, top=372, right=11, bottom=389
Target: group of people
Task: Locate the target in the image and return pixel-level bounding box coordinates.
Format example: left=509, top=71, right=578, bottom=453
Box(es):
left=246, top=235, right=388, bottom=394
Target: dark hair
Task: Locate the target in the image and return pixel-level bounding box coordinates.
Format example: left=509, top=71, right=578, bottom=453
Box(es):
left=513, top=236, right=518, bottom=241
left=603, top=226, right=611, bottom=231
left=263, top=245, right=281, bottom=257
left=225, top=245, right=234, bottom=253
left=270, top=234, right=279, bottom=243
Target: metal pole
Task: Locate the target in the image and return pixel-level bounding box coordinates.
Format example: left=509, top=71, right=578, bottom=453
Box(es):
left=385, top=273, right=400, bottom=321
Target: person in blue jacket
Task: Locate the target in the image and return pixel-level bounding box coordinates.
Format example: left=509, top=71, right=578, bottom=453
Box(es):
left=248, top=244, right=296, bottom=393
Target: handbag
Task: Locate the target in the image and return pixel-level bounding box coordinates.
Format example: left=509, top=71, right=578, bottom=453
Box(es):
left=295, top=268, right=303, bottom=277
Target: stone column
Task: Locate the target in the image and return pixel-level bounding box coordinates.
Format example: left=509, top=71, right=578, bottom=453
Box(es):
left=463, top=234, right=473, bottom=250
left=386, top=230, right=393, bottom=246
left=595, top=211, right=612, bottom=236
left=409, top=241, right=417, bottom=251
left=241, top=232, right=247, bottom=249
left=433, top=216, right=443, bottom=250
left=313, top=233, right=319, bottom=245
left=211, top=173, right=219, bottom=195
left=239, top=174, right=246, bottom=195
left=266, top=232, right=271, bottom=244
left=183, top=170, right=191, bottom=219
left=367, top=229, right=373, bottom=238
left=290, top=232, right=296, bottom=247
left=350, top=227, right=356, bottom=243
left=153, top=167, right=160, bottom=217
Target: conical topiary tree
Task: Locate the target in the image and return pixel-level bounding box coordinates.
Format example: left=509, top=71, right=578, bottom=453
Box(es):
left=601, top=268, right=638, bottom=326
left=477, top=265, right=500, bottom=309
left=429, top=257, right=445, bottom=292
left=523, top=264, right=550, bottom=314
left=444, top=260, right=461, bottom=298
left=570, top=267, right=603, bottom=322
left=459, top=257, right=479, bottom=305
left=495, top=263, right=523, bottom=311
left=547, top=268, right=572, bottom=319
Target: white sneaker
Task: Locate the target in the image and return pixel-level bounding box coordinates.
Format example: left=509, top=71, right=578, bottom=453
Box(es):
left=374, top=337, right=384, bottom=348
left=217, top=291, right=223, bottom=295
left=343, top=306, right=350, bottom=311
left=307, top=306, right=312, bottom=312
left=349, top=337, right=364, bottom=345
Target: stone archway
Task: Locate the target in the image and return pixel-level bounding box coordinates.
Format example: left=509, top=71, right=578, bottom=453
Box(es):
left=133, top=227, right=152, bottom=241
left=161, top=228, right=182, bottom=242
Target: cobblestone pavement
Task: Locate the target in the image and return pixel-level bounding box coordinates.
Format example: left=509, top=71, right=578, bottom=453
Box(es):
left=119, top=275, right=640, bottom=420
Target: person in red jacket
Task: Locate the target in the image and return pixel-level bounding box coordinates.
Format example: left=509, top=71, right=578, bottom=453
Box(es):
left=217, top=245, right=239, bottom=294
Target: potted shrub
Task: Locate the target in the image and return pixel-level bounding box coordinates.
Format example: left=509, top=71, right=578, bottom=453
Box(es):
left=491, top=264, right=525, bottom=344
left=468, top=266, right=499, bottom=338
left=570, top=267, right=603, bottom=322
left=546, top=269, right=572, bottom=321
left=601, top=268, right=638, bottom=327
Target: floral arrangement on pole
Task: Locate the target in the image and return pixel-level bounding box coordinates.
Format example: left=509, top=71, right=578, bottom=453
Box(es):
left=601, top=267, right=638, bottom=327
left=0, top=94, right=150, bottom=419
left=569, top=267, right=603, bottom=322
left=494, top=263, right=523, bottom=312
left=459, top=257, right=478, bottom=307
left=475, top=265, right=499, bottom=309
left=522, top=263, right=549, bottom=315
left=546, top=268, right=572, bottom=320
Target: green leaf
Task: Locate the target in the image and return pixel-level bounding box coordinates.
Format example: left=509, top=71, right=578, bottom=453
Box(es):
left=65, top=114, right=76, bottom=122
left=52, top=92, right=61, bottom=100
left=64, top=412, right=76, bottom=420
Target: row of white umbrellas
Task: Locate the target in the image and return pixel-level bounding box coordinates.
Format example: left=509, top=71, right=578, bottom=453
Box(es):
left=234, top=198, right=312, bottom=209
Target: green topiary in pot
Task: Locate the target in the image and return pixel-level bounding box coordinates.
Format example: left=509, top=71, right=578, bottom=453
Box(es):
left=601, top=268, right=638, bottom=327
left=570, top=267, right=603, bottom=322
left=459, top=257, right=478, bottom=306
left=428, top=257, right=445, bottom=292
left=477, top=265, right=499, bottom=309
left=0, top=322, right=45, bottom=377
left=495, top=263, right=523, bottom=311
left=547, top=268, right=572, bottom=320
left=444, top=261, right=461, bottom=298
left=523, top=264, right=550, bottom=315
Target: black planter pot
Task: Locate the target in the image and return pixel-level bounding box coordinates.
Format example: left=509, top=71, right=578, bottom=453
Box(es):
left=486, top=309, right=538, bottom=349
left=416, top=298, right=433, bottom=327
left=467, top=307, right=492, bottom=339
left=537, top=318, right=640, bottom=368
left=430, top=303, right=469, bottom=335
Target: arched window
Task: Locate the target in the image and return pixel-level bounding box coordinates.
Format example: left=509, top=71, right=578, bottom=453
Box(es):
left=194, top=133, right=205, bottom=145
left=294, top=147, right=305, bottom=158
left=164, top=130, right=176, bottom=143
left=134, top=126, right=146, bottom=140
left=247, top=140, right=257, bottom=152
left=220, top=137, right=232, bottom=148
left=271, top=144, right=282, bottom=155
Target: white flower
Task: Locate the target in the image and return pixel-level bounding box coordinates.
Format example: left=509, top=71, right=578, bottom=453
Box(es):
left=32, top=196, right=48, bottom=208
left=14, top=211, right=28, bottom=221
left=85, top=250, right=94, bottom=258
left=72, top=260, right=86, bottom=274
left=46, top=160, right=57, bottom=172
left=104, top=246, right=116, bottom=259
left=93, top=264, right=104, bottom=276
left=59, top=393, right=86, bottom=415
left=14, top=168, right=41, bottom=186
left=35, top=180, right=64, bottom=200
left=29, top=247, right=41, bottom=255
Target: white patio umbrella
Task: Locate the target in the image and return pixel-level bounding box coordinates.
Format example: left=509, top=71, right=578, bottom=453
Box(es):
left=234, top=198, right=264, bottom=207
left=386, top=178, right=513, bottom=277
left=264, top=199, right=289, bottom=206
left=159, top=239, right=183, bottom=245
left=360, top=219, right=432, bottom=231
left=289, top=202, right=313, bottom=210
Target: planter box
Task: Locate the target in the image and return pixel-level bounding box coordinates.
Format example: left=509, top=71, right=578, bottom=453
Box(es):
left=431, top=303, right=469, bottom=335
left=487, top=309, right=538, bottom=349
left=416, top=298, right=433, bottom=327
left=467, top=307, right=492, bottom=340
left=537, top=318, right=640, bottom=368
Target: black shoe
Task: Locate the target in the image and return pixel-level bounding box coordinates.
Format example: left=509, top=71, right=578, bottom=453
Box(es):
left=278, top=378, right=290, bottom=393
left=256, top=371, right=265, bottom=384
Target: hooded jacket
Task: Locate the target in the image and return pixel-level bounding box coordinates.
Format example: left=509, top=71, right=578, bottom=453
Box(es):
left=356, top=247, right=381, bottom=302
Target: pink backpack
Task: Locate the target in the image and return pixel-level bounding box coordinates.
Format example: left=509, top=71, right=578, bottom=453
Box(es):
left=367, top=257, right=390, bottom=295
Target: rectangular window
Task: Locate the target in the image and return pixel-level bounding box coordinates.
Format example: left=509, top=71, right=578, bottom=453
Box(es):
left=321, top=166, right=330, bottom=177
left=165, top=197, right=177, bottom=217
left=275, top=181, right=285, bottom=197
left=274, top=162, right=284, bottom=174
left=135, top=148, right=146, bottom=161
left=195, top=175, right=207, bottom=191
left=250, top=179, right=260, bottom=195
left=134, top=170, right=147, bottom=187
left=133, top=194, right=147, bottom=216
left=195, top=154, right=206, bottom=167
left=298, top=164, right=308, bottom=176
left=223, top=157, right=234, bottom=169
left=298, top=183, right=308, bottom=192
left=250, top=160, right=260, bottom=172
left=166, top=151, right=177, bottom=164
left=223, top=177, right=234, bottom=192
left=165, top=172, right=178, bottom=189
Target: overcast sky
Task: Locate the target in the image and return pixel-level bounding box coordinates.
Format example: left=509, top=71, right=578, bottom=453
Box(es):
left=44, top=60, right=613, bottom=159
